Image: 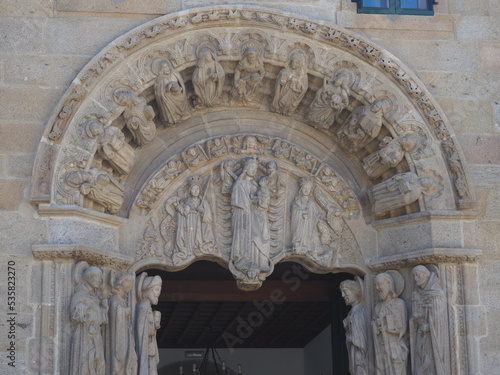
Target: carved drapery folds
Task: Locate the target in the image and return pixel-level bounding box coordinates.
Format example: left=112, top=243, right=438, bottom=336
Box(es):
left=69, top=264, right=163, bottom=375
left=136, top=134, right=362, bottom=289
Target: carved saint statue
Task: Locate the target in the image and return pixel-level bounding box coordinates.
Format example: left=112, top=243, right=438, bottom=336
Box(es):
left=154, top=59, right=190, bottom=126
left=65, top=168, right=124, bottom=214
left=69, top=262, right=108, bottom=375
left=230, top=157, right=272, bottom=289
left=174, top=176, right=215, bottom=258
left=135, top=273, right=162, bottom=375
left=370, top=172, right=441, bottom=215
left=85, top=120, right=135, bottom=175
left=192, top=48, right=225, bottom=108
left=410, top=265, right=449, bottom=375
left=291, top=178, right=322, bottom=254
left=337, top=98, right=392, bottom=153
left=340, top=278, right=368, bottom=375
left=107, top=272, right=137, bottom=375
left=306, top=73, right=350, bottom=129
left=272, top=52, right=308, bottom=115
left=231, top=47, right=266, bottom=106
left=362, top=132, right=421, bottom=180
left=372, top=272, right=408, bottom=375
left=114, top=89, right=156, bottom=147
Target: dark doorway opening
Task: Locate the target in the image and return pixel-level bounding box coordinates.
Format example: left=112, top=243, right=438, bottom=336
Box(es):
left=145, top=261, right=352, bottom=374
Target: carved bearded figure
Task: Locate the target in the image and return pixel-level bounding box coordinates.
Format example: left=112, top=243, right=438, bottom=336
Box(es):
left=154, top=59, right=190, bottom=126
left=291, top=179, right=322, bottom=254
left=114, top=89, right=156, bottom=147
left=135, top=273, right=162, bottom=375
left=69, top=263, right=108, bottom=375
left=306, top=73, right=350, bottom=129
left=174, top=177, right=214, bottom=257
left=272, top=52, right=309, bottom=115
left=231, top=47, right=265, bottom=106
left=192, top=48, right=225, bottom=108
left=107, top=273, right=137, bottom=375
left=410, top=266, right=449, bottom=375
left=362, top=132, right=421, bottom=180
left=340, top=278, right=368, bottom=375
left=372, top=272, right=408, bottom=375
left=230, top=157, right=272, bottom=286
left=337, top=98, right=391, bottom=153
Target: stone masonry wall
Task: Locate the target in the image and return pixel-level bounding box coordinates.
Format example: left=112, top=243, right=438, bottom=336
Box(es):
left=0, top=1, right=498, bottom=374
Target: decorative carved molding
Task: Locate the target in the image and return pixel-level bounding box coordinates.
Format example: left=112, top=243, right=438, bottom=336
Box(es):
left=32, top=6, right=475, bottom=215
left=38, top=204, right=125, bottom=227
left=32, top=244, right=134, bottom=270
left=369, top=248, right=482, bottom=271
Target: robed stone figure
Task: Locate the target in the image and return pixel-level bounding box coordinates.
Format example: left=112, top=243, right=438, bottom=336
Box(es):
left=340, top=278, right=368, bottom=375
left=192, top=48, right=225, bottom=107
left=135, top=273, right=162, bottom=375
left=372, top=272, right=408, bottom=375
left=69, top=262, right=108, bottom=375
left=410, top=266, right=449, bottom=375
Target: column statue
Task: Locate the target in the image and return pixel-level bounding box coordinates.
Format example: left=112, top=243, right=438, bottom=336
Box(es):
left=192, top=48, right=225, bottom=108
left=272, top=52, right=308, bottom=115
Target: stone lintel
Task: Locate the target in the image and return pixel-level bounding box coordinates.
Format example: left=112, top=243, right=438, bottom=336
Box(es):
left=39, top=204, right=125, bottom=227
left=32, top=244, right=134, bottom=270
left=369, top=247, right=482, bottom=271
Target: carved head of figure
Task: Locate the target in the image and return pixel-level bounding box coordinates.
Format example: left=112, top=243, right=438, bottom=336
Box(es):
left=198, top=48, right=215, bottom=65
left=419, top=176, right=441, bottom=197
left=85, top=120, right=105, bottom=139
left=112, top=272, right=135, bottom=296
left=290, top=53, right=305, bottom=70
left=374, top=273, right=396, bottom=302
left=243, top=135, right=258, bottom=151
left=83, top=266, right=103, bottom=290
left=370, top=98, right=392, bottom=116
left=299, top=178, right=314, bottom=197
left=412, top=265, right=431, bottom=288
left=140, top=275, right=162, bottom=305
left=113, top=89, right=134, bottom=107
left=399, top=132, right=421, bottom=153
left=188, top=176, right=202, bottom=197
left=159, top=60, right=173, bottom=76
left=243, top=157, right=259, bottom=178
left=340, top=279, right=362, bottom=306
left=244, top=47, right=259, bottom=64
left=332, top=72, right=349, bottom=89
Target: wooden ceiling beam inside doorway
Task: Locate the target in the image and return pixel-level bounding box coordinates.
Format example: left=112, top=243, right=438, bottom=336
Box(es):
left=160, top=280, right=330, bottom=302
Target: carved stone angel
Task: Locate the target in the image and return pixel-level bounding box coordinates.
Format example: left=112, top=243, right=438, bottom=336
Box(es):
left=85, top=120, right=135, bottom=175
left=231, top=47, right=266, bottom=106
left=192, top=48, right=225, bottom=108
left=370, top=171, right=441, bottom=215
left=272, top=52, right=308, bottom=115
left=135, top=273, right=162, bottom=375
left=114, top=89, right=156, bottom=147
left=362, top=132, right=421, bottom=180
left=306, top=73, right=350, bottom=129
left=154, top=59, right=190, bottom=126
left=107, top=272, right=137, bottom=375
left=69, top=262, right=108, bottom=375
left=65, top=168, right=125, bottom=214
left=340, top=278, right=368, bottom=375
left=410, top=265, right=449, bottom=375
left=337, top=98, right=392, bottom=153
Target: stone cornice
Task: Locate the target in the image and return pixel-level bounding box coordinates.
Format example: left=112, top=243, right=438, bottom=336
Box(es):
left=32, top=244, right=133, bottom=270
left=369, top=248, right=482, bottom=271
left=38, top=204, right=125, bottom=226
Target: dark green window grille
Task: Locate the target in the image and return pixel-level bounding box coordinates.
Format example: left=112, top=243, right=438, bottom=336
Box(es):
left=353, top=0, right=435, bottom=15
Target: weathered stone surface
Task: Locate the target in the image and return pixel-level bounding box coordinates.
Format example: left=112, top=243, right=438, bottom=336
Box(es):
left=0, top=18, right=45, bottom=55
left=0, top=0, right=53, bottom=17
left=0, top=179, right=29, bottom=211
left=440, top=99, right=495, bottom=134
left=0, top=213, right=46, bottom=251
left=456, top=135, right=500, bottom=164
left=0, top=123, right=44, bottom=154
left=4, top=55, right=89, bottom=87
left=456, top=16, right=500, bottom=41
left=56, top=0, right=181, bottom=14
left=0, top=87, right=64, bottom=123
left=6, top=153, right=35, bottom=178
left=479, top=43, right=500, bottom=71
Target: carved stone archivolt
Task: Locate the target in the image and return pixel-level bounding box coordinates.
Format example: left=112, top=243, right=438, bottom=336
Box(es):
left=31, top=6, right=474, bottom=218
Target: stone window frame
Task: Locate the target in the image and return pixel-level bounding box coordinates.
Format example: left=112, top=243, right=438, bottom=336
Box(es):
left=352, top=0, right=435, bottom=15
